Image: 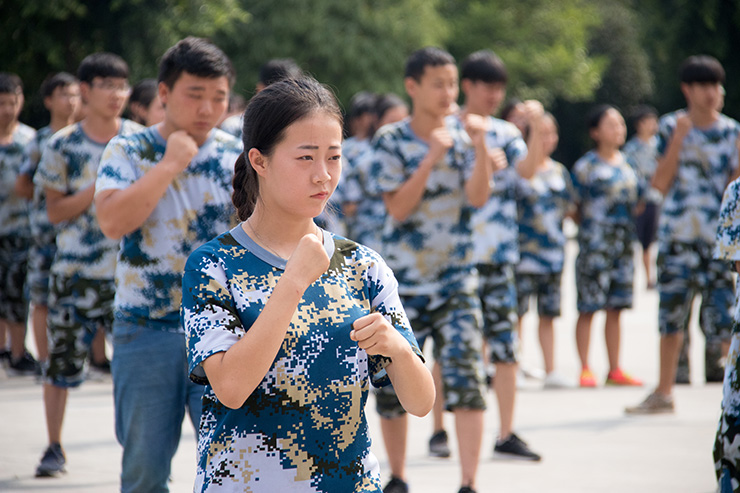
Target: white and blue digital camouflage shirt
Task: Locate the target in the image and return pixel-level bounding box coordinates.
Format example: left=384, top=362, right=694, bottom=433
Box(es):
left=622, top=134, right=660, bottom=204
left=657, top=110, right=740, bottom=246
left=96, top=126, right=241, bottom=330
left=516, top=160, right=575, bottom=274
left=366, top=117, right=478, bottom=296
left=467, top=116, right=527, bottom=267
left=182, top=225, right=422, bottom=492
left=0, top=122, right=35, bottom=238
left=20, top=126, right=55, bottom=243
left=35, top=120, right=143, bottom=279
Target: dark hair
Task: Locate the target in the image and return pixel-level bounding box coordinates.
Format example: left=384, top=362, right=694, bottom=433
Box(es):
left=405, top=47, right=456, bottom=82
left=259, top=58, right=302, bottom=87
left=129, top=79, right=158, bottom=107
left=500, top=98, right=523, bottom=121
left=461, top=50, right=508, bottom=84
left=370, top=93, right=408, bottom=137
left=158, top=37, right=235, bottom=89
left=0, top=72, right=23, bottom=94
left=347, top=91, right=377, bottom=120
left=77, top=53, right=129, bottom=85
left=587, top=104, right=619, bottom=131
left=233, top=77, right=343, bottom=220
left=228, top=93, right=247, bottom=113
left=40, top=72, right=78, bottom=99
left=679, top=55, right=725, bottom=85
left=629, top=105, right=658, bottom=127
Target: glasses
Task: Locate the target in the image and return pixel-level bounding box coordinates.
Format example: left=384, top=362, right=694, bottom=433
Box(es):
left=92, top=81, right=131, bottom=94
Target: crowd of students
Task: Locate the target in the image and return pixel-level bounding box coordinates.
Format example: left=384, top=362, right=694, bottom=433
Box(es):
left=1, top=37, right=740, bottom=493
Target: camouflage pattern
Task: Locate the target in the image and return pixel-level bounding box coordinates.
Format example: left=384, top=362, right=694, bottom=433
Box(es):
left=516, top=271, right=563, bottom=318
left=35, top=120, right=143, bottom=280
left=656, top=111, right=740, bottom=246
left=97, top=126, right=241, bottom=331
left=516, top=159, right=575, bottom=274
left=366, top=117, right=479, bottom=296
left=45, top=273, right=115, bottom=387
left=0, top=235, right=29, bottom=323
left=27, top=241, right=56, bottom=305
left=468, top=116, right=528, bottom=266
left=717, top=178, right=740, bottom=262
left=715, top=332, right=740, bottom=492
left=622, top=135, right=659, bottom=200
left=0, top=122, right=35, bottom=238
left=477, top=263, right=518, bottom=364
left=572, top=150, right=640, bottom=312
left=182, top=226, right=422, bottom=492
left=658, top=240, right=733, bottom=339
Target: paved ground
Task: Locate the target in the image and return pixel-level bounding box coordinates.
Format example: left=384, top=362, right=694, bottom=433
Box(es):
left=0, top=239, right=725, bottom=492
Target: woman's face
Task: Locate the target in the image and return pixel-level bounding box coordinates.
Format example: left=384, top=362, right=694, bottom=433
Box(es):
left=257, top=110, right=343, bottom=220
left=540, top=115, right=559, bottom=157
left=591, top=108, right=626, bottom=150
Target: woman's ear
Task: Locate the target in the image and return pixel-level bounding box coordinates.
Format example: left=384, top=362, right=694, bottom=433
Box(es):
left=248, top=148, right=268, bottom=177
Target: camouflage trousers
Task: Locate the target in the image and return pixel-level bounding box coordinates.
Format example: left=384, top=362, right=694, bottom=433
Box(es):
left=478, top=263, right=518, bottom=364
left=715, top=332, right=740, bottom=492
left=657, top=241, right=733, bottom=342
left=0, top=235, right=29, bottom=323
left=516, top=271, right=563, bottom=318
left=375, top=287, right=485, bottom=418
left=575, top=228, right=634, bottom=313
left=46, top=273, right=114, bottom=387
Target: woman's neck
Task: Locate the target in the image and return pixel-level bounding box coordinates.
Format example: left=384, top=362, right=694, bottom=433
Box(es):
left=245, top=207, right=321, bottom=259
left=596, top=147, right=620, bottom=163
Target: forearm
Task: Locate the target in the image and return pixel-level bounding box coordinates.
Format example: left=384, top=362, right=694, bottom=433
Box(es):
left=516, top=125, right=544, bottom=180
left=385, top=347, right=435, bottom=416
left=464, top=144, right=492, bottom=207
left=14, top=174, right=33, bottom=200
left=384, top=159, right=435, bottom=222
left=652, top=135, right=685, bottom=194
left=46, top=185, right=95, bottom=224
left=95, top=159, right=180, bottom=239
left=204, top=276, right=306, bottom=409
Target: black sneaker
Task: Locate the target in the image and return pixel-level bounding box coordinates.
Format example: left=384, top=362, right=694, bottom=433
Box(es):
left=8, top=351, right=40, bottom=376
left=493, top=433, right=542, bottom=461
left=458, top=487, right=477, bottom=493
left=383, top=476, right=408, bottom=493
left=35, top=443, right=66, bottom=477
left=429, top=429, right=451, bottom=458
left=90, top=358, right=111, bottom=374
left=0, top=349, right=10, bottom=367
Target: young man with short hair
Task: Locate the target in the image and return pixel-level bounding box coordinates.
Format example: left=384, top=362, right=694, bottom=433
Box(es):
left=16, top=72, right=80, bottom=370
left=0, top=72, right=38, bottom=375
left=34, top=53, right=142, bottom=478
left=95, top=37, right=241, bottom=493
left=368, top=46, right=491, bottom=493
left=627, top=55, right=740, bottom=415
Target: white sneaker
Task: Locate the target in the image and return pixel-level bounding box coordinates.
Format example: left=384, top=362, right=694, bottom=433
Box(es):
left=543, top=371, right=574, bottom=389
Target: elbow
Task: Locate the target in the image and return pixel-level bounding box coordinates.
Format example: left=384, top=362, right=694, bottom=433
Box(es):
left=468, top=195, right=488, bottom=209
left=96, top=209, right=125, bottom=240
left=387, top=206, right=409, bottom=223
left=406, top=387, right=436, bottom=418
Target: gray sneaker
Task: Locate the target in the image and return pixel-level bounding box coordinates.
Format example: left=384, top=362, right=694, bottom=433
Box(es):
left=35, top=443, right=66, bottom=477
left=625, top=392, right=675, bottom=415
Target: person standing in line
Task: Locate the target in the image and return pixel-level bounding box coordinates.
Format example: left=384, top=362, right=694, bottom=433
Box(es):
left=126, top=79, right=165, bottom=127
left=572, top=105, right=644, bottom=389
left=368, top=47, right=491, bottom=493
left=182, top=75, right=434, bottom=493
left=0, top=72, right=38, bottom=375
left=33, top=53, right=142, bottom=478
left=14, top=72, right=80, bottom=372
left=627, top=55, right=739, bottom=414
left=94, top=37, right=242, bottom=492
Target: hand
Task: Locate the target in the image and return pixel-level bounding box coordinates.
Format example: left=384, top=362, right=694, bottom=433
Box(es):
left=283, top=233, right=330, bottom=291
left=427, top=127, right=454, bottom=165
left=675, top=113, right=692, bottom=137
left=463, top=113, right=487, bottom=149
left=350, top=312, right=408, bottom=358
left=522, top=100, right=544, bottom=124
left=162, top=130, right=199, bottom=173
left=489, top=147, right=508, bottom=172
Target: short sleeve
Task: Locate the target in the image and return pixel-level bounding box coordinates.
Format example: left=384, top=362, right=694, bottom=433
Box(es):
left=367, top=130, right=407, bottom=196
left=364, top=252, right=423, bottom=388
left=716, top=178, right=740, bottom=261
left=34, top=141, right=68, bottom=193
left=504, top=134, right=528, bottom=168
left=19, top=138, right=41, bottom=177
left=95, top=136, right=139, bottom=195
left=656, top=116, right=674, bottom=158
left=181, top=250, right=244, bottom=385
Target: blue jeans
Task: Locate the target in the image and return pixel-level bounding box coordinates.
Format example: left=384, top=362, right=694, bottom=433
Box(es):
left=112, top=320, right=203, bottom=493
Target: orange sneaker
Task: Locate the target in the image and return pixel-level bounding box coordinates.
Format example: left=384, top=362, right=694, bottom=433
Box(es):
left=606, top=368, right=643, bottom=386
left=579, top=368, right=597, bottom=388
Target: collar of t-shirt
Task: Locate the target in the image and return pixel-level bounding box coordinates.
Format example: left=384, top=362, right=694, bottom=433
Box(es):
left=230, top=223, right=334, bottom=270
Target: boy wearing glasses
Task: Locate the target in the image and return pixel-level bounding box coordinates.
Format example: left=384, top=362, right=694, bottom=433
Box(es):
left=33, top=52, right=142, bottom=478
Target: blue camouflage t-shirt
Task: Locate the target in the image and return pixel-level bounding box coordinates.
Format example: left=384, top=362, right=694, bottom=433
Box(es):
left=366, top=117, right=478, bottom=296
left=36, top=120, right=143, bottom=279
left=516, top=160, right=575, bottom=273
left=657, top=111, right=740, bottom=246
left=468, top=115, right=528, bottom=266
left=20, top=126, right=55, bottom=244
left=96, top=126, right=241, bottom=330
left=182, top=225, right=421, bottom=492
left=0, top=123, right=35, bottom=238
